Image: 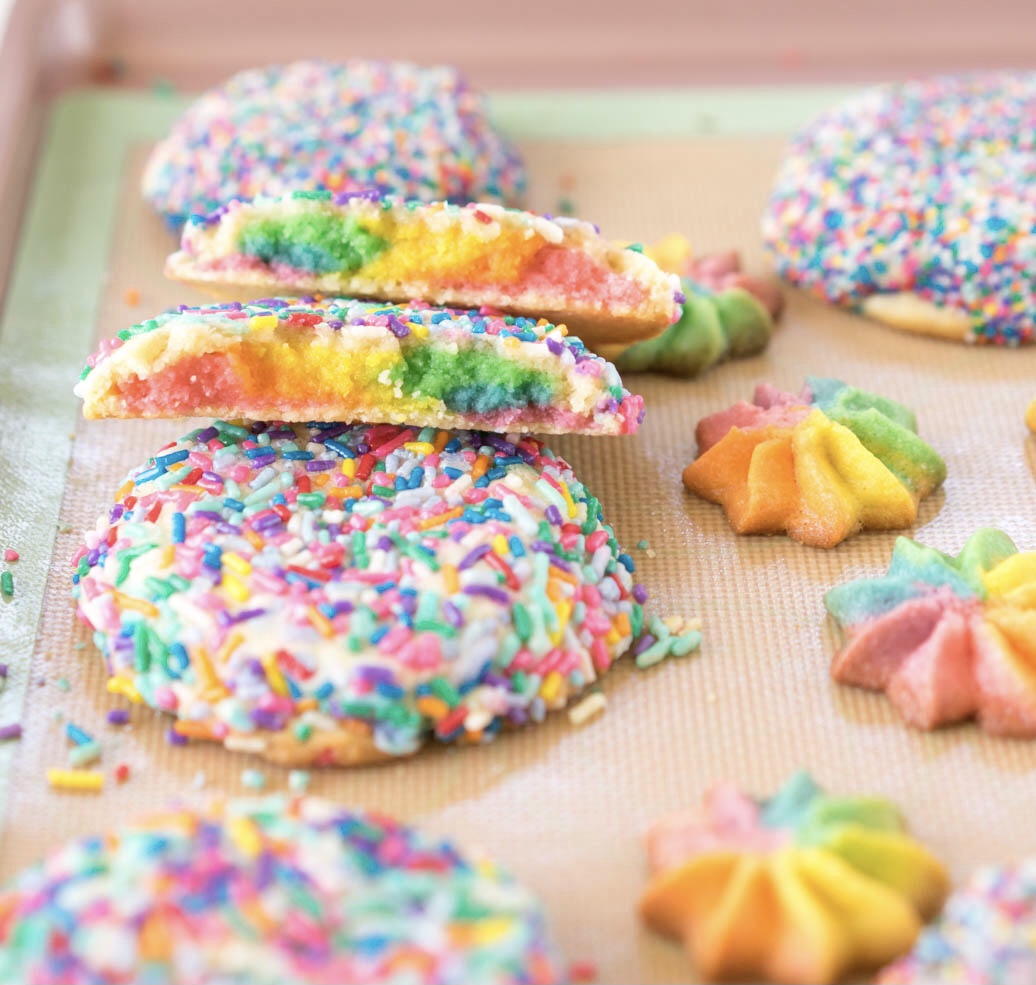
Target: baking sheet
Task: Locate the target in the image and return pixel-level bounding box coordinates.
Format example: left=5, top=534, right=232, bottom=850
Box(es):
left=1, top=89, right=1035, bottom=984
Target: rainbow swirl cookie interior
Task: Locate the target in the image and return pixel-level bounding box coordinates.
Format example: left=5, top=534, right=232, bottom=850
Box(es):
left=165, top=191, right=683, bottom=347
left=639, top=770, right=948, bottom=985
left=75, top=298, right=643, bottom=436
left=826, top=527, right=1036, bottom=736
left=682, top=377, right=946, bottom=547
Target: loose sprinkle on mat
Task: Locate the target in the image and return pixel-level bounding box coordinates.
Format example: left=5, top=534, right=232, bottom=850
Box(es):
left=114, top=764, right=130, bottom=784
left=68, top=742, right=102, bottom=767
left=0, top=572, right=13, bottom=597
left=46, top=769, right=104, bottom=792
left=106, top=709, right=130, bottom=726
left=634, top=615, right=703, bottom=669
left=241, top=768, right=266, bottom=790
left=0, top=724, right=23, bottom=741
left=288, top=769, right=310, bottom=794
left=3, top=549, right=18, bottom=562
left=568, top=692, right=607, bottom=727
left=123, top=288, right=141, bottom=306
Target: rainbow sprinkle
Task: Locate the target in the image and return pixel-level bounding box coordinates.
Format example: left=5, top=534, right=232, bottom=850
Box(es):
left=879, top=857, right=1036, bottom=984
left=763, top=72, right=1036, bottom=345
left=72, top=421, right=646, bottom=764
left=0, top=797, right=567, bottom=983
left=142, top=60, right=526, bottom=228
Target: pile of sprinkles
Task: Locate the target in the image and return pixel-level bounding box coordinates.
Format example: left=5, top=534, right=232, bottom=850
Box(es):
left=72, top=421, right=669, bottom=765
left=0, top=797, right=568, bottom=984
left=141, top=59, right=527, bottom=227
left=879, top=857, right=1036, bottom=984
left=763, top=72, right=1036, bottom=345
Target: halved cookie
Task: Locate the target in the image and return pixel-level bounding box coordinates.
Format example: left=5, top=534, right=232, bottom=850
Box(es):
left=165, top=191, right=683, bottom=346
left=76, top=298, right=644, bottom=436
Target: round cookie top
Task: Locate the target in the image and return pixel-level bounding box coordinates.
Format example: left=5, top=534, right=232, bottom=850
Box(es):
left=879, top=857, right=1036, bottom=984
left=73, top=422, right=645, bottom=765
left=0, top=797, right=567, bottom=985
left=142, top=60, right=526, bottom=227
left=763, top=72, right=1036, bottom=345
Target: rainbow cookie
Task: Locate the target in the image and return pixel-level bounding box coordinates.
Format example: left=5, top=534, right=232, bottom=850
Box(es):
left=639, top=770, right=949, bottom=985
left=763, top=72, right=1036, bottom=346
left=682, top=377, right=946, bottom=548
left=74, top=298, right=644, bottom=436
left=601, top=235, right=781, bottom=377
left=71, top=421, right=664, bottom=766
left=878, top=857, right=1036, bottom=984
left=1027, top=397, right=1036, bottom=434
left=165, top=191, right=684, bottom=346
left=0, top=796, right=567, bottom=984
left=142, top=60, right=526, bottom=228
left=826, top=528, right=1036, bottom=736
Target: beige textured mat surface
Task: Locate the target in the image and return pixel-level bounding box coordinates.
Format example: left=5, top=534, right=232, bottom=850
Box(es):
left=3, top=136, right=1036, bottom=984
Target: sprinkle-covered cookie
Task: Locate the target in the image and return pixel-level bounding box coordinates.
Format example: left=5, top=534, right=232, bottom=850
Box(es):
left=640, top=771, right=948, bottom=985
left=73, top=422, right=649, bottom=765
left=826, top=527, right=1036, bottom=736
left=763, top=72, right=1036, bottom=345
left=0, top=796, right=567, bottom=984
left=682, top=377, right=946, bottom=548
left=878, top=857, right=1036, bottom=985
left=142, top=60, right=526, bottom=228
left=165, top=192, right=684, bottom=345
left=75, top=298, right=644, bottom=436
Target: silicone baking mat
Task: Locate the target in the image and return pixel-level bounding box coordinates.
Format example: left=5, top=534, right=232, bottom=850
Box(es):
left=1, top=88, right=1035, bottom=984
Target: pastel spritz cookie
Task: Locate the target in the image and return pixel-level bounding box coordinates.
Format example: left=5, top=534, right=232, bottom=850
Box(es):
left=763, top=72, right=1036, bottom=346
left=0, top=796, right=567, bottom=985
left=74, top=298, right=644, bottom=437
left=142, top=60, right=526, bottom=228
left=682, top=377, right=946, bottom=548
left=165, top=191, right=684, bottom=346
left=639, top=770, right=949, bottom=985
left=601, top=234, right=781, bottom=377
left=879, top=857, right=1036, bottom=985
left=72, top=421, right=647, bottom=766
left=826, top=527, right=1036, bottom=736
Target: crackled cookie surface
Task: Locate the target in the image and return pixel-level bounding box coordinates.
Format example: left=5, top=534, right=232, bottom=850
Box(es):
left=639, top=771, right=948, bottom=985
left=75, top=298, right=644, bottom=436
left=764, top=72, right=1036, bottom=345
left=73, top=422, right=646, bottom=765
left=826, top=528, right=1036, bottom=736
left=142, top=60, right=526, bottom=227
left=165, top=191, right=683, bottom=345
left=0, top=797, right=567, bottom=985
left=603, top=235, right=780, bottom=377
left=682, top=377, right=945, bottom=547
left=879, top=857, right=1036, bottom=984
